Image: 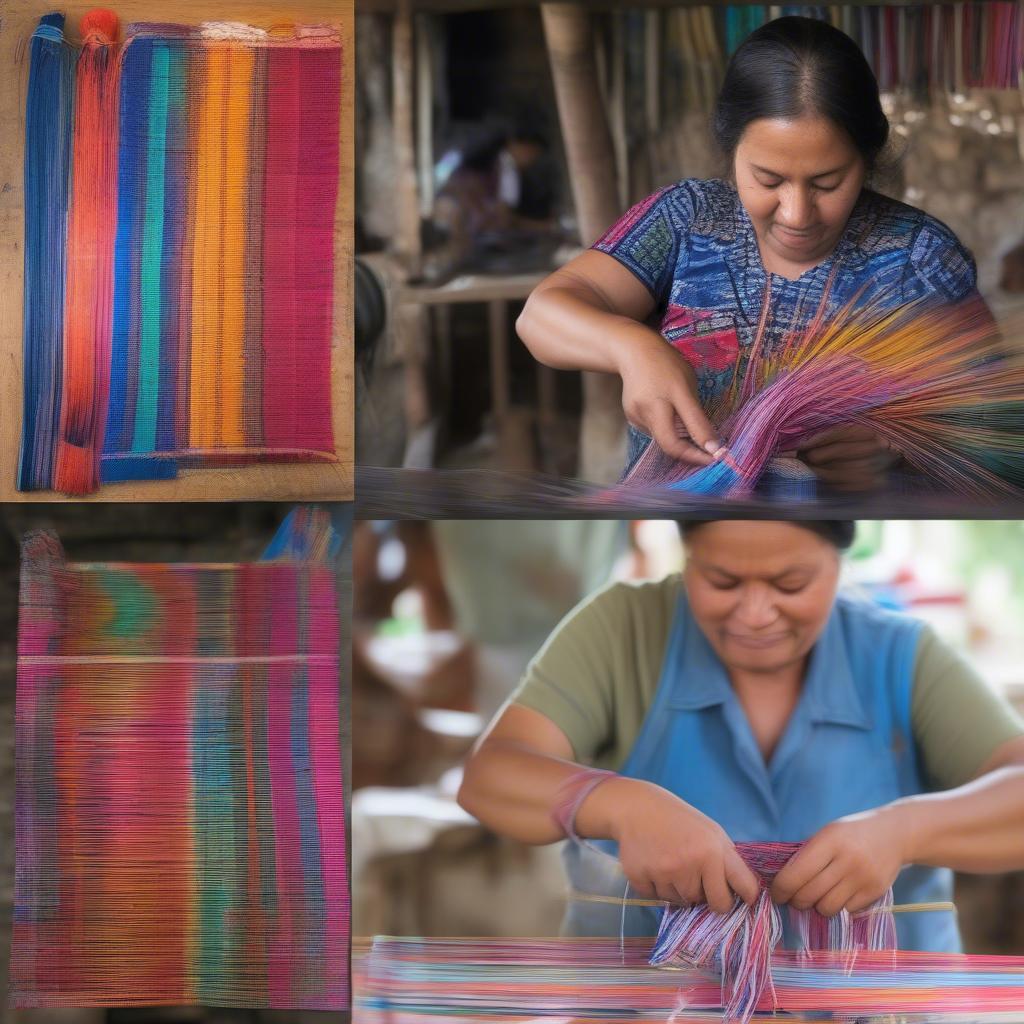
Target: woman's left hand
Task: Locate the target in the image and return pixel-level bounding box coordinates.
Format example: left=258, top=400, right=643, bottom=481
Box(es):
left=798, top=424, right=900, bottom=491
left=769, top=805, right=909, bottom=917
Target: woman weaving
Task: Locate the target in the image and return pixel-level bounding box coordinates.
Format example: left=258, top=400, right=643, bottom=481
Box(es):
left=459, top=521, right=1024, bottom=950
left=516, top=17, right=990, bottom=490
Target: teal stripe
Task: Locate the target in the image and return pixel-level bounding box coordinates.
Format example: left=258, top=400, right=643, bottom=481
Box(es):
left=133, top=44, right=170, bottom=453
left=194, top=669, right=234, bottom=998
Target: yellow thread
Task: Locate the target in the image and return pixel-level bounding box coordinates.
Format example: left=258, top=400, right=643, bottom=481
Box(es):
left=567, top=890, right=957, bottom=916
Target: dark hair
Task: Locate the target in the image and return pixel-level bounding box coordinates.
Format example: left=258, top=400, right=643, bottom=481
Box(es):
left=713, top=16, right=889, bottom=173
left=677, top=520, right=856, bottom=551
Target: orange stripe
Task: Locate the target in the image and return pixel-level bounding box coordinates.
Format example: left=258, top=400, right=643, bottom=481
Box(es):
left=189, top=47, right=227, bottom=445
left=220, top=48, right=253, bottom=445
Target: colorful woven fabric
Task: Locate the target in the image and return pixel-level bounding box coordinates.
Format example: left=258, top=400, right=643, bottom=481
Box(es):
left=11, top=508, right=348, bottom=1008
left=355, top=937, right=1024, bottom=1021
left=19, top=13, right=342, bottom=494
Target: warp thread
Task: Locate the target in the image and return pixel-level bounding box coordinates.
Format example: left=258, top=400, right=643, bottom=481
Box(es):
left=54, top=10, right=120, bottom=494
left=554, top=771, right=896, bottom=1024
left=651, top=842, right=897, bottom=1024
left=20, top=14, right=74, bottom=491
left=625, top=298, right=1024, bottom=499
left=11, top=508, right=349, bottom=1009
left=355, top=936, right=1024, bottom=1019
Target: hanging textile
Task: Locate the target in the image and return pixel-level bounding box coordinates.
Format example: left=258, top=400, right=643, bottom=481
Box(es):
left=19, top=12, right=342, bottom=494
left=664, top=3, right=1023, bottom=102
left=10, top=507, right=349, bottom=1008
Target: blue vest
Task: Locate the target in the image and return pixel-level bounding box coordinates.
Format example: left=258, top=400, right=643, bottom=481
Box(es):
left=563, top=591, right=961, bottom=952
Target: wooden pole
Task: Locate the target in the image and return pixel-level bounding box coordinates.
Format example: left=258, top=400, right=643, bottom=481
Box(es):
left=393, top=0, right=422, bottom=273
left=542, top=2, right=626, bottom=483
left=416, top=13, right=435, bottom=218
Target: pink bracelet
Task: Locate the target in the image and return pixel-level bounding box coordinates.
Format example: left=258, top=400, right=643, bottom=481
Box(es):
left=552, top=767, right=618, bottom=842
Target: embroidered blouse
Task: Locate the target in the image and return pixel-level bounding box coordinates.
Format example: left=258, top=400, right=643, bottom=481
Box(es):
left=592, top=179, right=982, bottom=472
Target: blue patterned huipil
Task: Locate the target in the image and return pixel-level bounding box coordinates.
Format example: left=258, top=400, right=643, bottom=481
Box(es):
left=593, top=179, right=982, bottom=474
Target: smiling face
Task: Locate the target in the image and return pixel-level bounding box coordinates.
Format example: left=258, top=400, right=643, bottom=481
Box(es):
left=733, top=115, right=866, bottom=276
left=682, top=521, right=840, bottom=677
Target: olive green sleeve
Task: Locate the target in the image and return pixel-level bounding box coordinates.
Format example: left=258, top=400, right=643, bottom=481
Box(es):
left=912, top=624, right=1024, bottom=790
left=510, top=576, right=679, bottom=768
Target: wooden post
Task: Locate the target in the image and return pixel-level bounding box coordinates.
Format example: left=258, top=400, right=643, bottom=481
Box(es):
left=393, top=0, right=421, bottom=274
left=416, top=13, right=435, bottom=218
left=542, top=3, right=626, bottom=484
left=488, top=299, right=511, bottom=426
left=645, top=9, right=660, bottom=137
left=393, top=0, right=432, bottom=462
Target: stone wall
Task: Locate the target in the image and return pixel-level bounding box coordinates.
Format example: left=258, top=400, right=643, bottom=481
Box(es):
left=892, top=91, right=1024, bottom=311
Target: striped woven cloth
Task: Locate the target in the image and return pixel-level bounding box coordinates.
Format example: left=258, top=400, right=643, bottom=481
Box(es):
left=19, top=14, right=341, bottom=494
left=11, top=508, right=349, bottom=1008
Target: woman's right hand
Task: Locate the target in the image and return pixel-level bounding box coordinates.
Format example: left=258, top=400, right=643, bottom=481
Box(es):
left=617, top=332, right=724, bottom=467
left=579, top=777, right=761, bottom=913
left=516, top=252, right=725, bottom=467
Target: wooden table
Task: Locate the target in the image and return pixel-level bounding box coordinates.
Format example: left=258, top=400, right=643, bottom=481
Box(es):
left=0, top=0, right=353, bottom=502
left=399, top=271, right=553, bottom=444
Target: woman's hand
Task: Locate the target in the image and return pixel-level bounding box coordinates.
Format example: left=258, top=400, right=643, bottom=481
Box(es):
left=618, top=334, right=724, bottom=466
left=770, top=805, right=908, bottom=917
left=516, top=253, right=723, bottom=467
left=797, top=424, right=900, bottom=491
left=580, top=777, right=761, bottom=913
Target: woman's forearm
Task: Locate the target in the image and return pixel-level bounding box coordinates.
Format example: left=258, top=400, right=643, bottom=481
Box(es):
left=516, top=276, right=663, bottom=375
left=901, top=766, right=1024, bottom=873
left=458, top=739, right=642, bottom=846
left=457, top=739, right=598, bottom=844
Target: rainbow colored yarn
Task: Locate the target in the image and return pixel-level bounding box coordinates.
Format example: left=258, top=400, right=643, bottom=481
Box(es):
left=625, top=299, right=1024, bottom=500
left=651, top=842, right=896, bottom=1023
left=19, top=13, right=341, bottom=494
left=11, top=509, right=348, bottom=1008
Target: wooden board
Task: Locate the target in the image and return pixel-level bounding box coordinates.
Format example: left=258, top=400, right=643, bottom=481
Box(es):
left=357, top=0, right=939, bottom=12
left=400, top=272, right=547, bottom=307
left=0, top=0, right=354, bottom=502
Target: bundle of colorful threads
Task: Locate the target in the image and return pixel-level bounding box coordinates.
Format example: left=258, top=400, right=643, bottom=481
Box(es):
left=625, top=299, right=1024, bottom=499
left=11, top=509, right=349, bottom=1008
left=19, top=11, right=341, bottom=494
left=651, top=842, right=897, bottom=1023
left=354, top=936, right=1024, bottom=1021
left=554, top=774, right=899, bottom=1022
left=21, top=14, right=75, bottom=492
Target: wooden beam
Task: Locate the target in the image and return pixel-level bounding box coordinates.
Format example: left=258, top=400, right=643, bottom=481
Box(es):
left=542, top=2, right=625, bottom=484
left=400, top=271, right=547, bottom=306
left=361, top=0, right=935, bottom=13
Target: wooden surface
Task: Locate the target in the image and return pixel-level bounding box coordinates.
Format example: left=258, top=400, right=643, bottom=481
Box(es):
left=0, top=0, right=354, bottom=502
left=400, top=272, right=547, bottom=306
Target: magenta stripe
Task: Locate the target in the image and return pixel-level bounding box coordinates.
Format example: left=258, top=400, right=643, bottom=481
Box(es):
left=266, top=570, right=302, bottom=1004
left=306, top=570, right=347, bottom=1004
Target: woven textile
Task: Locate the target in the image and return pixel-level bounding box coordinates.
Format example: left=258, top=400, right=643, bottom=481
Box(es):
left=19, top=14, right=341, bottom=494
left=355, top=937, right=1024, bottom=1021
left=11, top=509, right=348, bottom=1008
